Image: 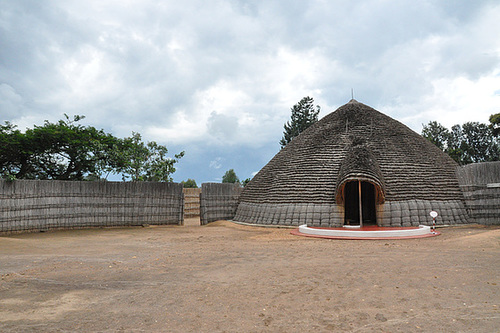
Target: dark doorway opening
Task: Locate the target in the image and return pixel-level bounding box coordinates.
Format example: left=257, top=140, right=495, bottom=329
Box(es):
left=344, top=181, right=377, bottom=226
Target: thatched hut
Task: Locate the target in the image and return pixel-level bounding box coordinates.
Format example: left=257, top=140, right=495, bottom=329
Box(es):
left=234, top=100, right=468, bottom=227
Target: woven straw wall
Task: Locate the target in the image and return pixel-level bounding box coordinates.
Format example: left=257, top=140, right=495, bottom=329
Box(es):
left=200, top=183, right=243, bottom=225
left=457, top=162, right=500, bottom=225
left=235, top=199, right=468, bottom=227
left=0, top=180, right=184, bottom=233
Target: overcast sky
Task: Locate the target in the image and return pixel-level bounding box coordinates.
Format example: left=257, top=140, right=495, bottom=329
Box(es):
left=1, top=0, right=499, bottom=184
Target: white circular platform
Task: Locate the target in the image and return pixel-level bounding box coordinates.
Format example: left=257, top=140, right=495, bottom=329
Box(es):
left=293, top=224, right=439, bottom=239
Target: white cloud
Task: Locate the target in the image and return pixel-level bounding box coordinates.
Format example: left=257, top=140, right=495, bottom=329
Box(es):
left=408, top=72, right=500, bottom=131
left=209, top=157, right=223, bottom=170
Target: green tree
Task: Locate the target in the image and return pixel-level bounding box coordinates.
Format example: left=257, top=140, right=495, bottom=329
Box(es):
left=0, top=115, right=184, bottom=181
left=241, top=177, right=252, bottom=187
left=181, top=178, right=198, bottom=188
left=490, top=113, right=500, bottom=137
left=119, top=132, right=184, bottom=182
left=280, top=96, right=320, bottom=148
left=222, top=169, right=239, bottom=184
left=446, top=124, right=464, bottom=164
left=422, top=120, right=500, bottom=165
left=453, top=122, right=499, bottom=164
left=0, top=115, right=119, bottom=180
left=0, top=121, right=28, bottom=179
left=421, top=121, right=450, bottom=151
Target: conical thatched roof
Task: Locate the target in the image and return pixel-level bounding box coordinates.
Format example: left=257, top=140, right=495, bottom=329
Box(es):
left=234, top=100, right=468, bottom=227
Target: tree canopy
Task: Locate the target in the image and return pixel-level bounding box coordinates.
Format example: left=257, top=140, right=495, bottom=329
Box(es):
left=490, top=113, right=500, bottom=137
left=117, top=132, right=184, bottom=182
left=222, top=169, right=239, bottom=184
left=181, top=178, right=198, bottom=188
left=280, top=96, right=320, bottom=148
left=0, top=115, right=184, bottom=181
left=421, top=116, right=500, bottom=165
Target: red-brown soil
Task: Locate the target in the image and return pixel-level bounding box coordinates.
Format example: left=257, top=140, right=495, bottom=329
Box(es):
left=1, top=220, right=499, bottom=332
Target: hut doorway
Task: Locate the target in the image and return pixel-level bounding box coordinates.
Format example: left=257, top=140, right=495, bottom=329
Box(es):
left=344, top=181, right=377, bottom=226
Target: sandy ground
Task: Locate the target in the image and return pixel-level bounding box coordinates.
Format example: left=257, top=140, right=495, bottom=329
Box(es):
left=0, top=219, right=499, bottom=332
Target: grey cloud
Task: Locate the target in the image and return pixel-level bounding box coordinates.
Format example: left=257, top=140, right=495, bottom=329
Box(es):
left=0, top=83, right=24, bottom=119
left=207, top=111, right=239, bottom=143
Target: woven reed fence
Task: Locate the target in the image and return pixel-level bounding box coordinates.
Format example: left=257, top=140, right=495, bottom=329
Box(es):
left=183, top=188, right=201, bottom=218
left=0, top=180, right=184, bottom=233
left=200, top=183, right=243, bottom=225
left=457, top=162, right=500, bottom=225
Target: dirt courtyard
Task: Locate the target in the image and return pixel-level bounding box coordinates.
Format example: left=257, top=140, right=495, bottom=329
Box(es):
left=1, top=220, right=499, bottom=332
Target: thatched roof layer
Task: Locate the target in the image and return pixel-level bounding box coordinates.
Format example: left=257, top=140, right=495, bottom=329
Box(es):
left=240, top=100, right=463, bottom=204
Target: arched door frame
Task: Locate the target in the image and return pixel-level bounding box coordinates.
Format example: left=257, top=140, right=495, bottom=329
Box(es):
left=337, top=177, right=384, bottom=227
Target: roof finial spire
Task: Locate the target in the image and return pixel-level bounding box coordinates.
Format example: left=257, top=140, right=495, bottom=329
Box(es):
left=349, top=89, right=358, bottom=103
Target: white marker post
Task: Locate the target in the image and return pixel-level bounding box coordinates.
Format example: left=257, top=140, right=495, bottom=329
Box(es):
left=429, top=211, right=438, bottom=234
